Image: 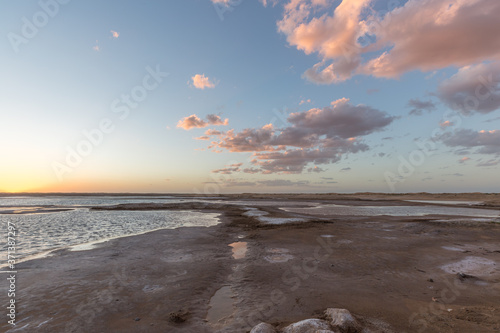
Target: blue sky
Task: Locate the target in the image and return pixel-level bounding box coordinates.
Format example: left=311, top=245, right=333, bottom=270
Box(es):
left=1, top=0, right=499, bottom=193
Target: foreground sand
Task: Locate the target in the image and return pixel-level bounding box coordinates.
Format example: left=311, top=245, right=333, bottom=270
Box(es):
left=2, top=194, right=500, bottom=332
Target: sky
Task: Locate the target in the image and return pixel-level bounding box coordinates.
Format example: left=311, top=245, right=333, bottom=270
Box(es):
left=1, top=0, right=499, bottom=194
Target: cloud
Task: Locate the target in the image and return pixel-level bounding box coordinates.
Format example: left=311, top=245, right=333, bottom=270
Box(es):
left=199, top=98, right=393, bottom=173
left=93, top=40, right=100, bottom=51
left=222, top=178, right=310, bottom=187
left=224, top=180, right=258, bottom=187
left=286, top=98, right=394, bottom=138
left=407, top=99, right=436, bottom=116
left=485, top=116, right=500, bottom=123
left=252, top=149, right=344, bottom=174
left=211, top=0, right=232, bottom=5
left=299, top=99, right=311, bottom=105
left=257, top=179, right=310, bottom=187
left=437, top=129, right=500, bottom=155
left=278, top=0, right=369, bottom=84
left=212, top=167, right=240, bottom=174
left=216, top=124, right=277, bottom=152
left=477, top=159, right=499, bottom=167
left=459, top=157, right=470, bottom=164
left=177, top=114, right=229, bottom=130
left=191, top=74, right=216, bottom=89
left=307, top=166, right=324, bottom=173
left=212, top=163, right=243, bottom=174
left=440, top=121, right=453, bottom=128
left=340, top=167, right=351, bottom=172
left=242, top=168, right=261, bottom=174
left=111, top=30, right=119, bottom=38
left=436, top=62, right=500, bottom=115
left=276, top=0, right=500, bottom=83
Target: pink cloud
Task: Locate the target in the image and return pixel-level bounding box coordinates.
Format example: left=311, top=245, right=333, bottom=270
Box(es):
left=177, top=114, right=229, bottom=130
left=361, top=0, right=500, bottom=78
left=211, top=0, right=231, bottom=5
left=111, top=30, right=119, bottom=38
left=191, top=74, right=216, bottom=89
left=459, top=157, right=470, bottom=163
left=276, top=0, right=500, bottom=83
left=198, top=98, right=393, bottom=173
left=308, top=166, right=325, bottom=173
left=440, top=121, right=453, bottom=128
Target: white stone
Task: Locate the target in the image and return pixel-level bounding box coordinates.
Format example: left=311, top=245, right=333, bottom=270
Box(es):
left=282, top=318, right=333, bottom=333
left=325, top=308, right=359, bottom=333
left=250, top=322, right=277, bottom=333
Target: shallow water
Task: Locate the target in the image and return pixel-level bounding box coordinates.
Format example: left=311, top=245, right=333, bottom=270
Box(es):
left=405, top=200, right=484, bottom=205
left=0, top=207, right=219, bottom=266
left=206, top=286, right=234, bottom=326
left=229, top=242, right=247, bottom=259
left=0, top=195, right=189, bottom=207
left=283, top=204, right=500, bottom=218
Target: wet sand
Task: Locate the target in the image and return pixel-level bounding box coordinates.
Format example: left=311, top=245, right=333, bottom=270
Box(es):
left=2, top=194, right=500, bottom=332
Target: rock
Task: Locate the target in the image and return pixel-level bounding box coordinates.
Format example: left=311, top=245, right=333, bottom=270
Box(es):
left=282, top=318, right=333, bottom=333
left=325, top=308, right=360, bottom=333
left=168, top=311, right=188, bottom=323
left=250, top=322, right=277, bottom=333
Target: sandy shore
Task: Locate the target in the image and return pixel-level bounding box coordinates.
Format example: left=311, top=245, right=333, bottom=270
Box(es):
left=2, top=194, right=500, bottom=332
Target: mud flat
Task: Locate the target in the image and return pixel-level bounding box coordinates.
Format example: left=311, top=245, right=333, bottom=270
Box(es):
left=2, top=195, right=500, bottom=332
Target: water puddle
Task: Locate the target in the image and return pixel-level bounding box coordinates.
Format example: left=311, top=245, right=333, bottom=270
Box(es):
left=69, top=239, right=108, bottom=252
left=206, top=286, right=234, bottom=326
left=243, top=208, right=307, bottom=224
left=229, top=242, right=247, bottom=259
left=405, top=200, right=483, bottom=205
left=442, top=246, right=463, bottom=252
left=283, top=204, right=500, bottom=218
left=243, top=208, right=268, bottom=217
left=258, top=217, right=307, bottom=224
